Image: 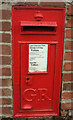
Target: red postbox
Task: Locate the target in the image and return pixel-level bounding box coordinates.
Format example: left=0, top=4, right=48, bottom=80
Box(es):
left=12, top=6, right=65, bottom=117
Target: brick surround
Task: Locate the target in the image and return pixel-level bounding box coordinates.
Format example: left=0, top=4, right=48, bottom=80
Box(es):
left=0, top=1, right=73, bottom=119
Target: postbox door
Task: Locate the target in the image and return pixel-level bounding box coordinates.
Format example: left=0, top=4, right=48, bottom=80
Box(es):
left=20, top=43, right=56, bottom=111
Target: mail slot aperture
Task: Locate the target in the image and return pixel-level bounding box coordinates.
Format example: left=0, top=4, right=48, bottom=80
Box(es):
left=20, top=21, right=57, bottom=34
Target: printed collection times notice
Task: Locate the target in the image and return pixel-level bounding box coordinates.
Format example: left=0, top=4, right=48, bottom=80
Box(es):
left=29, top=44, right=48, bottom=72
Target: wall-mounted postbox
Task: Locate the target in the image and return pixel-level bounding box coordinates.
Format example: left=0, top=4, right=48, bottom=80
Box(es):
left=12, top=6, right=65, bottom=117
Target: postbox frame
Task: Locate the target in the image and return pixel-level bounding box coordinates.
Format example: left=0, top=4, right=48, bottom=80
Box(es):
left=12, top=6, right=65, bottom=117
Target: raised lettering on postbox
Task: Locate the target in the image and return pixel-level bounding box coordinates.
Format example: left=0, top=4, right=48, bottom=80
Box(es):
left=23, top=88, right=51, bottom=102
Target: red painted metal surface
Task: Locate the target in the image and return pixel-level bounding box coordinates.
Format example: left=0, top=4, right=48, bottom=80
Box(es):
left=12, top=6, right=65, bottom=117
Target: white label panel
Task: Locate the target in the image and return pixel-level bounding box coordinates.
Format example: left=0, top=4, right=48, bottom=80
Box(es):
left=29, top=44, right=48, bottom=72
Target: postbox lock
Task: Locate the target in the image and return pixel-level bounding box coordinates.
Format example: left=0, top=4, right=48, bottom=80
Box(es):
left=34, top=11, right=43, bottom=21
left=26, top=77, right=30, bottom=84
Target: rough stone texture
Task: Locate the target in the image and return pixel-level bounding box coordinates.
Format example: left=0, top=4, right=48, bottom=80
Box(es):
left=0, top=68, right=11, bottom=76
left=63, top=83, right=73, bottom=91
left=0, top=56, right=11, bottom=65
left=65, top=41, right=73, bottom=50
left=66, top=30, right=73, bottom=39
left=2, top=107, right=12, bottom=114
left=66, top=18, right=73, bottom=28
left=0, top=33, right=11, bottom=43
left=15, top=1, right=38, bottom=6
left=0, top=45, right=11, bottom=55
left=40, top=2, right=65, bottom=7
left=62, top=92, right=73, bottom=100
left=0, top=78, right=12, bottom=87
left=2, top=88, right=12, bottom=96
left=0, top=22, right=11, bottom=31
left=64, top=52, right=73, bottom=60
left=0, top=98, right=12, bottom=105
left=64, top=62, right=73, bottom=71
left=61, top=102, right=73, bottom=110
left=67, top=5, right=73, bottom=15
left=0, top=10, right=11, bottom=20
left=63, top=73, right=73, bottom=81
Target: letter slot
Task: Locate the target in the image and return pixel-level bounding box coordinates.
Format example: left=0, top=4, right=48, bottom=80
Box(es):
left=20, top=21, right=57, bottom=34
